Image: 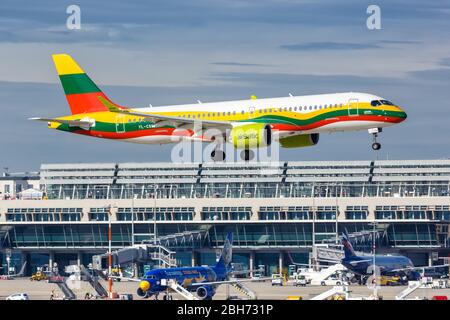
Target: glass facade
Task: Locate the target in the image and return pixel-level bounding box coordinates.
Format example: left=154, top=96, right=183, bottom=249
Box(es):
left=6, top=208, right=82, bottom=222
left=117, top=207, right=194, bottom=221
left=39, top=161, right=450, bottom=200
left=1, top=160, right=450, bottom=276
left=42, top=181, right=450, bottom=200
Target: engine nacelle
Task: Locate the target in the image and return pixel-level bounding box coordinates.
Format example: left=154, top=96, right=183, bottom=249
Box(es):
left=229, top=123, right=272, bottom=149
left=137, top=287, right=149, bottom=298
left=196, top=285, right=215, bottom=300
left=279, top=133, right=319, bottom=148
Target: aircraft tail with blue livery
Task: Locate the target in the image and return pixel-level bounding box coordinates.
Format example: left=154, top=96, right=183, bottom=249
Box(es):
left=212, top=232, right=233, bottom=279
left=341, top=230, right=356, bottom=259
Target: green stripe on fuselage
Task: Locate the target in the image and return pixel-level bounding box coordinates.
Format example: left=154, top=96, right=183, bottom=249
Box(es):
left=55, top=109, right=406, bottom=133
left=246, top=109, right=406, bottom=125
left=56, top=120, right=170, bottom=133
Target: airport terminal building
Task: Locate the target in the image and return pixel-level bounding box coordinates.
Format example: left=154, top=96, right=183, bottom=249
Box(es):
left=0, top=159, right=450, bottom=276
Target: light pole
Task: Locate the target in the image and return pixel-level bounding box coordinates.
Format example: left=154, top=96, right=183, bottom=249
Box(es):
left=311, top=189, right=316, bottom=270
left=6, top=256, right=10, bottom=276
left=131, top=194, right=137, bottom=246
left=154, top=184, right=157, bottom=245
left=335, top=194, right=339, bottom=245
left=107, top=205, right=113, bottom=298
left=369, top=221, right=378, bottom=299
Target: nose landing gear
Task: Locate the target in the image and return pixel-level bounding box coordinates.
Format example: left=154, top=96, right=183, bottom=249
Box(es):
left=369, top=128, right=382, bottom=151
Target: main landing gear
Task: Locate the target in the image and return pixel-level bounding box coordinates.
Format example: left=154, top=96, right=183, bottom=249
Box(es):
left=211, top=149, right=226, bottom=161
left=210, top=146, right=255, bottom=162
left=369, top=128, right=382, bottom=151
left=240, top=149, right=254, bottom=161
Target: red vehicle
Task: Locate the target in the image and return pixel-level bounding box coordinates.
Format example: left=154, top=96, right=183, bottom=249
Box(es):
left=432, top=296, right=448, bottom=300
left=47, top=276, right=65, bottom=283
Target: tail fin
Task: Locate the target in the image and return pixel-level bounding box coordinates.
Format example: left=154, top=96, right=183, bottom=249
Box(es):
left=52, top=54, right=121, bottom=115
left=215, top=232, right=233, bottom=270
left=341, top=231, right=356, bottom=258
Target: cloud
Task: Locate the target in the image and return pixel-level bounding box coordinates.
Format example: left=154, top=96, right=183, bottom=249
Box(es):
left=280, top=42, right=381, bottom=51
left=280, top=39, right=420, bottom=52
left=211, top=62, right=269, bottom=67
left=439, top=58, right=450, bottom=67
left=0, top=0, right=450, bottom=170
left=378, top=40, right=420, bottom=45
left=408, top=67, right=450, bottom=84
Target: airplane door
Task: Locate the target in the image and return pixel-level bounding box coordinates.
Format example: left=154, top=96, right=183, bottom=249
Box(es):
left=348, top=98, right=359, bottom=116
left=116, top=115, right=125, bottom=133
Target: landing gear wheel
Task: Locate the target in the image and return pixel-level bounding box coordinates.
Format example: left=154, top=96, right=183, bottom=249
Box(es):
left=372, top=142, right=381, bottom=150
left=211, top=149, right=225, bottom=161
left=163, top=293, right=173, bottom=300
left=240, top=149, right=254, bottom=161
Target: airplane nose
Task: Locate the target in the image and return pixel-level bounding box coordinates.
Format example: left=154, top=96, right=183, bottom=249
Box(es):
left=139, top=280, right=150, bottom=292
left=397, top=107, right=407, bottom=122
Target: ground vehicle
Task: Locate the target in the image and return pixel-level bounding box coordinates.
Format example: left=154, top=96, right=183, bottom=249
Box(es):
left=111, top=266, right=123, bottom=281
left=317, top=276, right=348, bottom=286
left=6, top=293, right=29, bottom=300
left=251, top=272, right=264, bottom=282
left=378, top=276, right=402, bottom=286
left=271, top=274, right=283, bottom=286
left=294, top=275, right=308, bottom=287
left=30, top=271, right=48, bottom=281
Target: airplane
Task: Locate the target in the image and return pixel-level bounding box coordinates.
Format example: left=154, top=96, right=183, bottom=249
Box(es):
left=116, top=233, right=263, bottom=300
left=340, top=232, right=448, bottom=283
left=30, top=54, right=407, bottom=161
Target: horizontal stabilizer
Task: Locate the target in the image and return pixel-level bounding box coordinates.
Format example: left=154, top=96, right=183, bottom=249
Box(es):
left=29, top=117, right=95, bottom=130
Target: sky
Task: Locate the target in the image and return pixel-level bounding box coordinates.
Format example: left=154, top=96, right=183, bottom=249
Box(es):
left=0, top=0, right=450, bottom=172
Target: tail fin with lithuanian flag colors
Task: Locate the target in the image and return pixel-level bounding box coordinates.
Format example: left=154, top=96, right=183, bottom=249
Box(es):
left=52, top=54, right=125, bottom=115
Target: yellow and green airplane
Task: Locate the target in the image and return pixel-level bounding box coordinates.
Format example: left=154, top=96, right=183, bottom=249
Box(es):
left=31, top=54, right=407, bottom=160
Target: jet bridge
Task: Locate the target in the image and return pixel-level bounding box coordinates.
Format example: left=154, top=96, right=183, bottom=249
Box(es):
left=92, top=243, right=177, bottom=273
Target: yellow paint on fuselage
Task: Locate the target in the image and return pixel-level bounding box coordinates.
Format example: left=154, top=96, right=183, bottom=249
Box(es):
left=50, top=101, right=403, bottom=127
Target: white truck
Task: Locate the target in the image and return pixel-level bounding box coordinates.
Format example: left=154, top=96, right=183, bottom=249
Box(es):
left=271, top=274, right=283, bottom=286
left=293, top=274, right=308, bottom=286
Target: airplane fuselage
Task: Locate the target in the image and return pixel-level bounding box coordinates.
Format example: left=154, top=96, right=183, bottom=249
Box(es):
left=137, top=264, right=229, bottom=299
left=342, top=254, right=416, bottom=278
left=49, top=92, right=407, bottom=145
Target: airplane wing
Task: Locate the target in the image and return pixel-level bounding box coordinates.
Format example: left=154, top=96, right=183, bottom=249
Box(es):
left=109, top=276, right=141, bottom=282
left=189, top=277, right=272, bottom=286
left=29, top=117, right=95, bottom=130
left=99, top=96, right=232, bottom=131
left=346, top=259, right=373, bottom=266
left=391, top=264, right=449, bottom=272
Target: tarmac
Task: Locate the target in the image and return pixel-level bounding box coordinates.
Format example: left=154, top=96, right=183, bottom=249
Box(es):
left=0, top=278, right=449, bottom=300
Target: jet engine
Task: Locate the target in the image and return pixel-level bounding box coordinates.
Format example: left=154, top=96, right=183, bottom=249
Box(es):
left=196, top=285, right=215, bottom=300
left=279, top=133, right=319, bottom=148
left=229, top=123, right=272, bottom=149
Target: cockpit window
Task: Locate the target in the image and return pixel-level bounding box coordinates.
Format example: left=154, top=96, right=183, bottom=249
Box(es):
left=370, top=100, right=381, bottom=107
left=380, top=100, right=395, bottom=106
